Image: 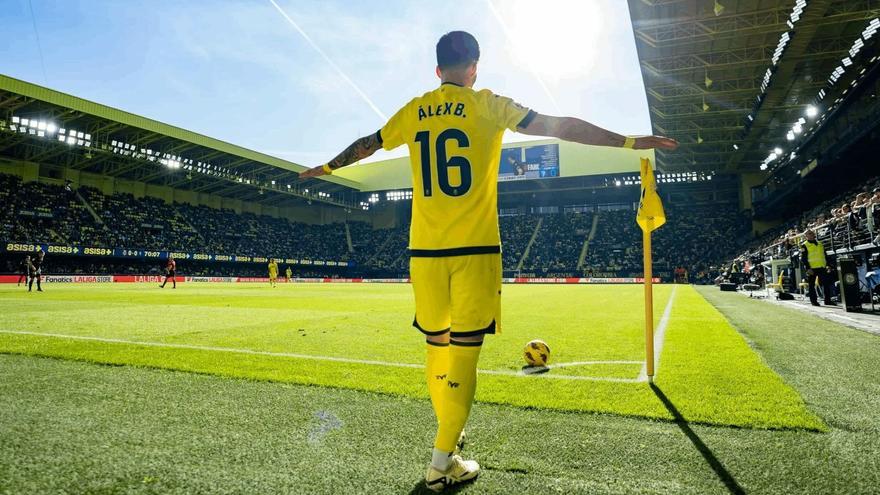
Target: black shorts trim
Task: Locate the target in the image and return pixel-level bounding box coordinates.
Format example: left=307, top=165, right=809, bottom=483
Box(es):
left=413, top=317, right=450, bottom=336
left=426, top=340, right=449, bottom=347
left=450, top=320, right=496, bottom=338
left=409, top=246, right=501, bottom=258
left=450, top=340, right=483, bottom=347
left=375, top=129, right=383, bottom=146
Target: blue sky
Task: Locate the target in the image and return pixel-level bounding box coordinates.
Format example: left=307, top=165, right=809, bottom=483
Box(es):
left=1, top=0, right=652, bottom=165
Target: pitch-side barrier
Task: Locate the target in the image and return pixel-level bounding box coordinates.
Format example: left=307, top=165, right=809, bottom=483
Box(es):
left=0, top=275, right=660, bottom=284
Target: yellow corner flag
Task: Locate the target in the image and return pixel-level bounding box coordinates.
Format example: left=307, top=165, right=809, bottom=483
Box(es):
left=636, top=157, right=664, bottom=383
left=636, top=158, right=666, bottom=233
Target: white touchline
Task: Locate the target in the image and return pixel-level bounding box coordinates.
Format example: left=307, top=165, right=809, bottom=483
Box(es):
left=551, top=360, right=643, bottom=368
left=637, top=286, right=677, bottom=382
left=0, top=330, right=641, bottom=383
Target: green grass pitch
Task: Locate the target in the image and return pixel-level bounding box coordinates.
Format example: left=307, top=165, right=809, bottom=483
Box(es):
left=0, top=282, right=821, bottom=430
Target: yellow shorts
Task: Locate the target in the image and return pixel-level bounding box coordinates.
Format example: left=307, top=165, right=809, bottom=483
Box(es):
left=410, top=253, right=502, bottom=338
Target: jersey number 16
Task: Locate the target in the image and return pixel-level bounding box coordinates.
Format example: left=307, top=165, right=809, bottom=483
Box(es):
left=414, top=129, right=472, bottom=197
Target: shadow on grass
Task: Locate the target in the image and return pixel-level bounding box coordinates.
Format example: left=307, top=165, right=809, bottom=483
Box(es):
left=651, top=383, right=746, bottom=495
left=408, top=478, right=474, bottom=494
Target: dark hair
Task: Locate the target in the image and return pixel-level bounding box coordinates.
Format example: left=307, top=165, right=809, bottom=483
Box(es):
left=436, top=31, right=480, bottom=69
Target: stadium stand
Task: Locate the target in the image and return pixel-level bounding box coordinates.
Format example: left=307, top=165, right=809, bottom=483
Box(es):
left=713, top=175, right=880, bottom=309
left=3, top=174, right=354, bottom=264
left=581, top=209, right=641, bottom=277
left=726, top=177, right=880, bottom=275
left=0, top=175, right=104, bottom=246
left=521, top=212, right=593, bottom=274
left=499, top=214, right=540, bottom=272
left=1, top=172, right=751, bottom=280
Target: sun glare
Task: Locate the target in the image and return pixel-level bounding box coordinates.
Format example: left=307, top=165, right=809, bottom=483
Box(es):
left=502, top=0, right=606, bottom=80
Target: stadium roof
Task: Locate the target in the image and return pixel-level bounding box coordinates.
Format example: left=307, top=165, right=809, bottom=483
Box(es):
left=0, top=74, right=362, bottom=209
left=629, top=0, right=880, bottom=173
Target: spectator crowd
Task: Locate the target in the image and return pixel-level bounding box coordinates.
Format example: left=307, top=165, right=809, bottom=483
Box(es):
left=726, top=177, right=880, bottom=276
left=1, top=172, right=749, bottom=280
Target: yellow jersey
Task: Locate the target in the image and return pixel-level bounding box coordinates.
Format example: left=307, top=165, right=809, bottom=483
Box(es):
left=268, top=261, right=278, bottom=276
left=379, top=83, right=533, bottom=255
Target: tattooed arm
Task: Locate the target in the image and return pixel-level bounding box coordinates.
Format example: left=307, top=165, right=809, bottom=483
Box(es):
left=299, top=132, right=383, bottom=179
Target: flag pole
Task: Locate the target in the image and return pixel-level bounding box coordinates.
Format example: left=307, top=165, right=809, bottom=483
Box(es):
left=637, top=157, right=662, bottom=384
left=644, top=218, right=654, bottom=383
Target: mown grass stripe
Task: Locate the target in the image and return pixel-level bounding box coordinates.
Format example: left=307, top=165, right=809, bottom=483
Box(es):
left=0, top=330, right=640, bottom=382
left=0, top=283, right=824, bottom=429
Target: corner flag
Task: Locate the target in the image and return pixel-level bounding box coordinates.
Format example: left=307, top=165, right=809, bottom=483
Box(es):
left=637, top=158, right=665, bottom=232
left=636, top=157, right=664, bottom=382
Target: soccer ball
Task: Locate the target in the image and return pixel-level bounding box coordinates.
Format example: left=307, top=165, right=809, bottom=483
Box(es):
left=523, top=340, right=550, bottom=367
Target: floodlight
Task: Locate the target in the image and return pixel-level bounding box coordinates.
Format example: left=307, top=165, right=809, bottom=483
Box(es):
left=806, top=105, right=818, bottom=118
left=46, top=123, right=57, bottom=133
left=774, top=147, right=782, bottom=155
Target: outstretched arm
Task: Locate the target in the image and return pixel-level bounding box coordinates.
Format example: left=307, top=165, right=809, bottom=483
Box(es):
left=299, top=132, right=383, bottom=179
left=518, top=113, right=678, bottom=150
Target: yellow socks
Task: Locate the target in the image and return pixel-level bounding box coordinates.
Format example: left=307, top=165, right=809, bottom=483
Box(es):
left=426, top=341, right=449, bottom=424
left=434, top=340, right=482, bottom=453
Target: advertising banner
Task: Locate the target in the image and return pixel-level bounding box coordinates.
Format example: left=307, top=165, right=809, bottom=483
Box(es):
left=0, top=275, right=660, bottom=284
left=498, top=144, right=560, bottom=181
left=2, top=242, right=349, bottom=267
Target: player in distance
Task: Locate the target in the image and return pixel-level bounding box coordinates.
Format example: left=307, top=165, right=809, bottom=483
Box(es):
left=160, top=255, right=177, bottom=289
left=17, top=255, right=30, bottom=287
left=28, top=250, right=44, bottom=292
left=300, top=30, right=677, bottom=491
left=268, top=258, right=279, bottom=288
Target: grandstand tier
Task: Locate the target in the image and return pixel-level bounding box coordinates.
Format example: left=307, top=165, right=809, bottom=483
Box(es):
left=0, top=170, right=748, bottom=281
